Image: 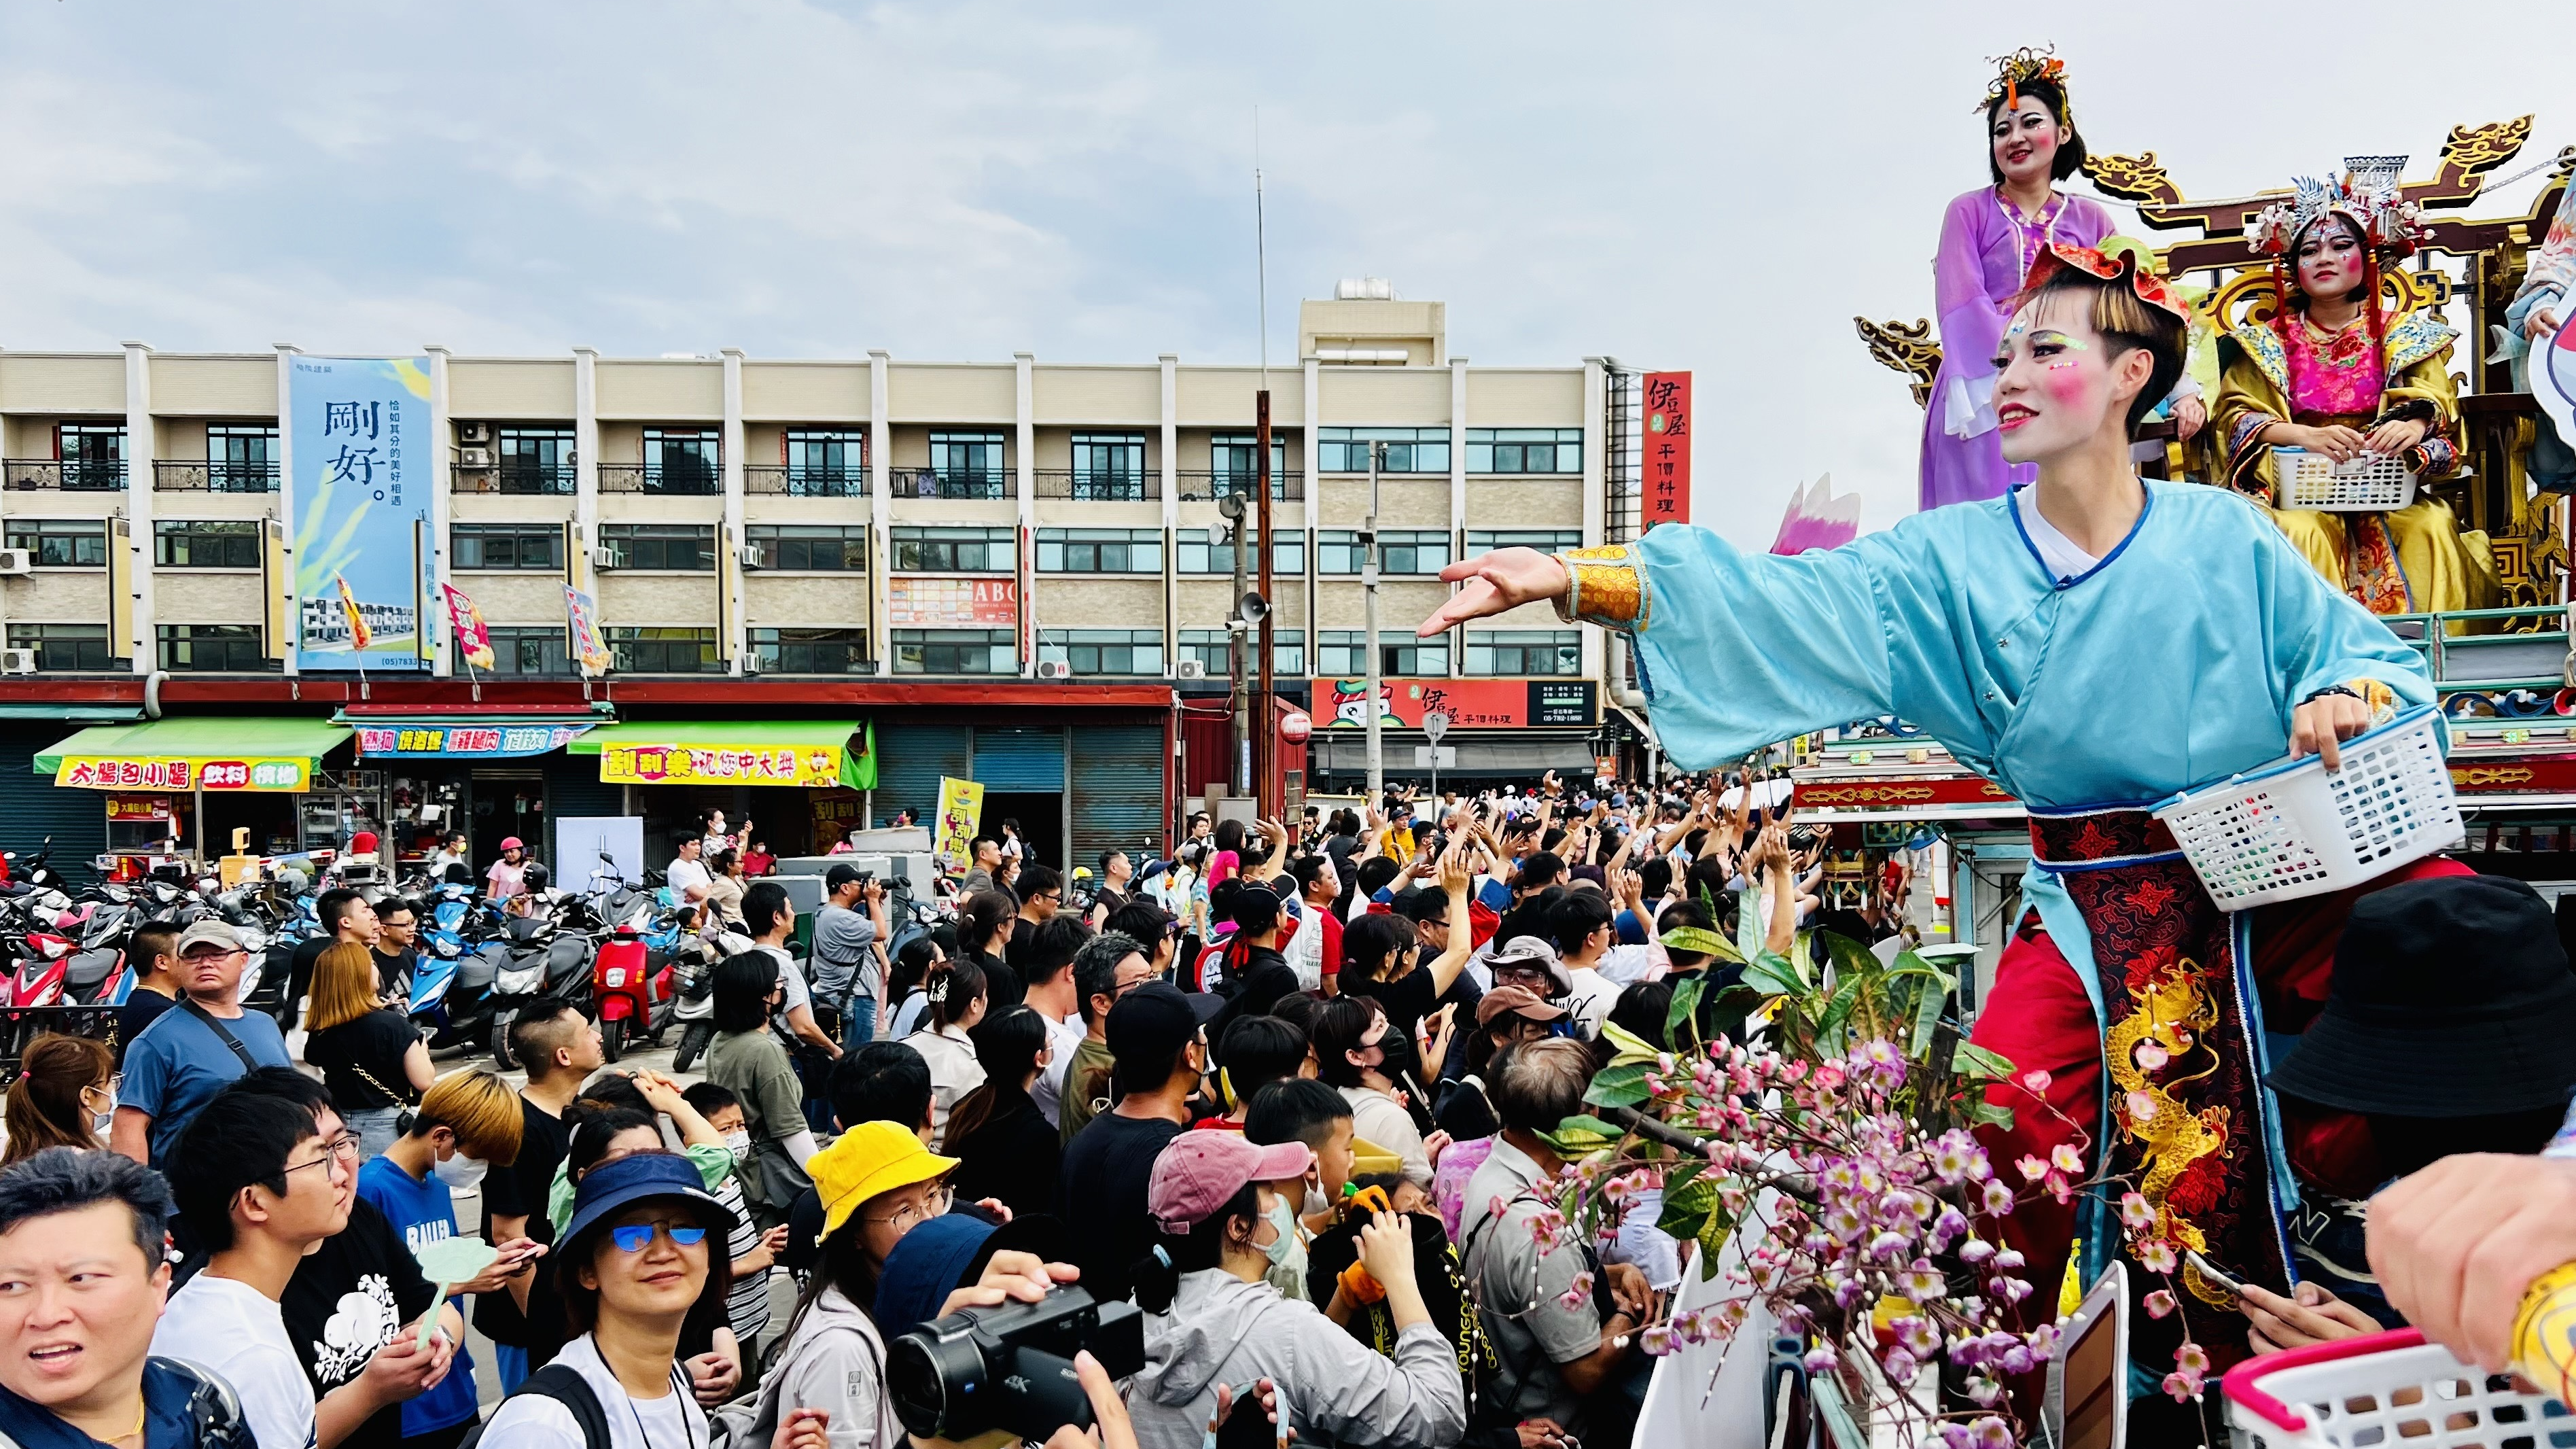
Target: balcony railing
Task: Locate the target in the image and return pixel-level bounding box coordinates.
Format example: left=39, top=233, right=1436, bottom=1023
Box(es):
left=598, top=464, right=718, bottom=496
left=5, top=460, right=124, bottom=492
left=886, top=467, right=1014, bottom=501
left=745, top=464, right=868, bottom=498
left=155, top=460, right=279, bottom=493
left=1032, top=469, right=1159, bottom=502
left=457, top=461, right=577, bottom=496
left=1176, top=470, right=1303, bottom=502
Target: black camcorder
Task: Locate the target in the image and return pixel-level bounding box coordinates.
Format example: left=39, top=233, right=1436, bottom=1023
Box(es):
left=887, top=1285, right=1145, bottom=1443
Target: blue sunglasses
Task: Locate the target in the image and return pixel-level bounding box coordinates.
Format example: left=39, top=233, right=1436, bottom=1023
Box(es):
left=609, top=1223, right=709, bottom=1253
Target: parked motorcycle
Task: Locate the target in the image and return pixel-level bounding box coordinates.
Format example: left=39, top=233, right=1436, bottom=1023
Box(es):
left=484, top=891, right=596, bottom=1071
left=668, top=922, right=749, bottom=1073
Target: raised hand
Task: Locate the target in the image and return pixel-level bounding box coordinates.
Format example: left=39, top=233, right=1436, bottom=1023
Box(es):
left=1421, top=548, right=1571, bottom=635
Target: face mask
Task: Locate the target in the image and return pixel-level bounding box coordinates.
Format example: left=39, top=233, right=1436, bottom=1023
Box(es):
left=433, top=1151, right=488, bottom=1190
left=1260, top=1195, right=1307, bottom=1275
left=1375, top=1028, right=1417, bottom=1079
left=88, top=1083, right=115, bottom=1136
left=724, top=1130, right=752, bottom=1165
left=1301, top=1180, right=1331, bottom=1219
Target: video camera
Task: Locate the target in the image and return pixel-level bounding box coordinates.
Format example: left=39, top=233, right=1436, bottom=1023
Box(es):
left=887, top=1285, right=1145, bottom=1443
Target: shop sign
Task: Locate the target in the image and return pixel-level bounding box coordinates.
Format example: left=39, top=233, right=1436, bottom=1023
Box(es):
left=354, top=723, right=593, bottom=758
left=601, top=744, right=843, bottom=788
left=1313, top=678, right=1598, bottom=730
left=1642, top=371, right=1692, bottom=529
left=56, top=756, right=309, bottom=791
left=106, top=795, right=174, bottom=822
left=289, top=356, right=432, bottom=670
left=934, top=775, right=985, bottom=874
left=811, top=790, right=866, bottom=845
left=888, top=577, right=1018, bottom=627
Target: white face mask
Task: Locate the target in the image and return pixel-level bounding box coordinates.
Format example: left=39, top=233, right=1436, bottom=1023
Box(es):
left=87, top=1083, right=115, bottom=1136
left=433, top=1149, right=488, bottom=1190
left=724, top=1130, right=752, bottom=1165
left=1259, top=1195, right=1307, bottom=1277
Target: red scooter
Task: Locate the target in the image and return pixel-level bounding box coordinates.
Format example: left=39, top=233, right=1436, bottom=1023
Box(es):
left=590, top=925, right=673, bottom=1063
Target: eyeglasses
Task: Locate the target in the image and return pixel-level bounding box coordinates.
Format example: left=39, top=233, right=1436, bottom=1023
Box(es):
left=282, top=1135, right=361, bottom=1176
left=610, top=1222, right=709, bottom=1252
left=862, top=1183, right=953, bottom=1234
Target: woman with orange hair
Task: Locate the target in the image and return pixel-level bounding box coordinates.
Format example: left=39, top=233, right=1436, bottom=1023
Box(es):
left=303, top=940, right=435, bottom=1157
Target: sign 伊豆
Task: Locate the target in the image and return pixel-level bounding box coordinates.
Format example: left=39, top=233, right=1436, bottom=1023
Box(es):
left=1641, top=370, right=1691, bottom=529
left=56, top=756, right=309, bottom=791
left=1315, top=678, right=1598, bottom=731
left=290, top=357, right=433, bottom=670
left=355, top=724, right=593, bottom=759
left=887, top=577, right=1018, bottom=627
left=601, top=744, right=845, bottom=788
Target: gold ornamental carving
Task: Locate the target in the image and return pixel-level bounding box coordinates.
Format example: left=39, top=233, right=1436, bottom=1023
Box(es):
left=1855, top=317, right=1941, bottom=407
left=2082, top=152, right=2179, bottom=206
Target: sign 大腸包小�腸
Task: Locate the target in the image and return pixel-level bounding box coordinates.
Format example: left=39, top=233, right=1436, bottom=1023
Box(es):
left=354, top=724, right=594, bottom=759
left=56, top=756, right=308, bottom=791
left=290, top=357, right=434, bottom=671
left=1313, top=678, right=1599, bottom=731
left=1641, top=370, right=1691, bottom=530
left=599, top=744, right=845, bottom=788
left=105, top=795, right=173, bottom=822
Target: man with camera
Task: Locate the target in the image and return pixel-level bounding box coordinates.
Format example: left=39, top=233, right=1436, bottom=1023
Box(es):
left=812, top=865, right=883, bottom=1047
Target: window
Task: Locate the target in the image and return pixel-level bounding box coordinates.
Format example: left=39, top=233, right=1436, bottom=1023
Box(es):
left=452, top=523, right=563, bottom=572
left=604, top=627, right=720, bottom=673
left=1378, top=530, right=1452, bottom=575
left=599, top=524, right=714, bottom=572
left=1317, top=631, right=1447, bottom=678
left=1466, top=529, right=1583, bottom=556
left=745, top=525, right=866, bottom=572
left=498, top=428, right=576, bottom=495
left=1210, top=433, right=1288, bottom=497
left=3, top=519, right=105, bottom=568
left=56, top=423, right=124, bottom=491
left=929, top=431, right=1007, bottom=498
left=156, top=624, right=267, bottom=672
left=1069, top=432, right=1148, bottom=501
left=752, top=627, right=868, bottom=674
left=1313, top=531, right=1366, bottom=575
left=784, top=430, right=865, bottom=493
left=1038, top=629, right=1163, bottom=676
left=1466, top=629, right=1582, bottom=676
left=1316, top=426, right=1449, bottom=474
left=890, top=526, right=1014, bottom=573
left=485, top=627, right=572, bottom=676
left=1037, top=528, right=1161, bottom=574
left=643, top=428, right=719, bottom=495
left=206, top=424, right=279, bottom=492
left=893, top=628, right=1014, bottom=675
left=1176, top=527, right=1303, bottom=576
left=153, top=520, right=260, bottom=569
left=1466, top=427, right=1583, bottom=474
left=1178, top=628, right=1305, bottom=677
left=7, top=624, right=114, bottom=671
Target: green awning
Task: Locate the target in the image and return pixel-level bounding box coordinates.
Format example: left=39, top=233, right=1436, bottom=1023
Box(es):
left=35, top=717, right=352, bottom=792
left=567, top=720, right=876, bottom=791
left=0, top=703, right=141, bottom=722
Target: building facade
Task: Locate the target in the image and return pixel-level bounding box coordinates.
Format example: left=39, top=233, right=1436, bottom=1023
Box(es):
left=0, top=287, right=1631, bottom=876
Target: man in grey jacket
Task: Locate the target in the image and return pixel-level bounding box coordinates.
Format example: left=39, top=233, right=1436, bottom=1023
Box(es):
left=811, top=865, right=882, bottom=1045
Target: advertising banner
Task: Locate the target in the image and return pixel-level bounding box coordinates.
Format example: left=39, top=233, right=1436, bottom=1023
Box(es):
left=353, top=723, right=595, bottom=759
left=887, top=576, right=1018, bottom=627
left=934, top=775, right=986, bottom=874
left=1641, top=370, right=1692, bottom=529
left=811, top=790, right=866, bottom=847
left=442, top=584, right=495, bottom=671
left=565, top=585, right=611, bottom=675
left=1313, top=678, right=1598, bottom=730
left=289, top=356, right=432, bottom=669
left=56, top=755, right=309, bottom=792
left=599, top=744, right=847, bottom=788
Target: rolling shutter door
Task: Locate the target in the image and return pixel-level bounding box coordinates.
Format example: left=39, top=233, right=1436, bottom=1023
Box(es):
left=542, top=750, right=623, bottom=873
left=1069, top=721, right=1165, bottom=871
left=873, top=721, right=975, bottom=827
left=0, top=724, right=105, bottom=886
left=972, top=728, right=1066, bottom=791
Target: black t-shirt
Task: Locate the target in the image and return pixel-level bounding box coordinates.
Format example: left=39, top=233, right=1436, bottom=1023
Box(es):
left=278, top=1198, right=438, bottom=1449
left=303, top=1009, right=418, bottom=1112
left=1434, top=1075, right=1500, bottom=1142
left=111, top=988, right=176, bottom=1066
left=1345, top=966, right=1440, bottom=1046
left=289, top=935, right=332, bottom=989
left=372, top=947, right=417, bottom=1000
left=973, top=948, right=1026, bottom=1013
left=1058, top=1110, right=1182, bottom=1305
left=476, top=1096, right=572, bottom=1355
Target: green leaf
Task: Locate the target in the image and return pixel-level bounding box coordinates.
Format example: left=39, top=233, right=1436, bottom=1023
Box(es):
left=1657, top=1191, right=1714, bottom=1241
left=1598, top=1019, right=1663, bottom=1069
left=1584, top=1062, right=1654, bottom=1110
left=1742, top=949, right=1807, bottom=998
left=1815, top=971, right=1867, bottom=1054
left=1660, top=926, right=1742, bottom=965
left=1970, top=1098, right=2018, bottom=1128
left=1952, top=1040, right=2017, bottom=1081
left=1909, top=971, right=1950, bottom=1060
left=1665, top=975, right=1706, bottom=1047
left=1696, top=1207, right=1733, bottom=1276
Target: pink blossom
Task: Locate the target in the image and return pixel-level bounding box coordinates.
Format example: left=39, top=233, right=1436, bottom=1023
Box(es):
left=2134, top=1039, right=2170, bottom=1072
left=2016, top=1155, right=2049, bottom=1183
left=2049, top=1142, right=2085, bottom=1175
left=2125, top=1089, right=2159, bottom=1126
left=1640, top=1324, right=1678, bottom=1355
left=1894, top=1316, right=1943, bottom=1357
left=1880, top=1346, right=1919, bottom=1385
left=1972, top=1416, right=2014, bottom=1448
left=1991, top=1249, right=2026, bottom=1273
left=2119, top=1192, right=2155, bottom=1231
left=1991, top=1275, right=2034, bottom=1304
left=2136, top=1238, right=2178, bottom=1274
left=1557, top=1270, right=1594, bottom=1310
left=1958, top=1237, right=1996, bottom=1265
left=2143, top=1289, right=2177, bottom=1319
left=2045, top=1172, right=2076, bottom=1206
left=1981, top=1180, right=2017, bottom=1215
left=2026, top=1323, right=2062, bottom=1361
left=2174, top=1342, right=2210, bottom=1376
left=2162, top=1369, right=2203, bottom=1401
left=1964, top=1376, right=2004, bottom=1407
left=2020, top=1069, right=2053, bottom=1096
left=1930, top=1130, right=1979, bottom=1184
left=1803, top=1344, right=1837, bottom=1374
left=1899, top=1265, right=1947, bottom=1302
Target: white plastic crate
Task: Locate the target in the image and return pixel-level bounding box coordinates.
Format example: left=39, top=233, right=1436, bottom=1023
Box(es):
left=2150, top=705, right=2461, bottom=911
left=2277, top=447, right=2418, bottom=512
left=2222, top=1329, right=2570, bottom=1448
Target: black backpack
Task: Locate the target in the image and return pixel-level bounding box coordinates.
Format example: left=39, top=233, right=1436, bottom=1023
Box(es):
left=459, top=1364, right=611, bottom=1449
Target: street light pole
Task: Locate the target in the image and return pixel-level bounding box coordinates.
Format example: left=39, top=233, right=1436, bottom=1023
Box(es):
left=1364, top=441, right=1383, bottom=802
left=1224, top=492, right=1249, bottom=798
left=1254, top=389, right=1275, bottom=817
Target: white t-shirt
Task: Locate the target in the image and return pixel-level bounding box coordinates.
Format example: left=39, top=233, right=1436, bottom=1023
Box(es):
left=153, top=1272, right=316, bottom=1449
left=478, top=1332, right=705, bottom=1449
left=756, top=943, right=813, bottom=1015
left=665, top=855, right=713, bottom=903
left=2013, top=485, right=2104, bottom=584
left=1029, top=1005, right=1087, bottom=1128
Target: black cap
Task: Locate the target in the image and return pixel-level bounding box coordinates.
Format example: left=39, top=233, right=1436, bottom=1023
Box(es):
left=1105, top=980, right=1225, bottom=1067
left=2269, top=874, right=2576, bottom=1117
left=825, top=863, right=865, bottom=891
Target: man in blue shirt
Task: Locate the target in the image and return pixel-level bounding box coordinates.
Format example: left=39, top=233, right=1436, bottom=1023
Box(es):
left=111, top=920, right=292, bottom=1166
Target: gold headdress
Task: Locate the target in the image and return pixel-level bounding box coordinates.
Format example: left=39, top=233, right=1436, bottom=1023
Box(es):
left=1979, top=46, right=2068, bottom=118
left=2247, top=156, right=2428, bottom=261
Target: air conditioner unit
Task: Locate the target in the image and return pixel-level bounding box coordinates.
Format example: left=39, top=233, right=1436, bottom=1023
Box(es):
left=740, top=650, right=761, bottom=675
left=588, top=546, right=618, bottom=571
left=457, top=422, right=493, bottom=444
left=0, top=549, right=31, bottom=576
left=737, top=544, right=763, bottom=571
left=1174, top=659, right=1207, bottom=680
left=0, top=649, right=35, bottom=676
left=1035, top=660, right=1073, bottom=681
left=459, top=447, right=493, bottom=470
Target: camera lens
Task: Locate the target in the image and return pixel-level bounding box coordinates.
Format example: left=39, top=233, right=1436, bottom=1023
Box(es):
left=887, top=1327, right=987, bottom=1439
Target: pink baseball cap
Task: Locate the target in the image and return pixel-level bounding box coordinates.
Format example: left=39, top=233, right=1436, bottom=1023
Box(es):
left=1148, top=1132, right=1313, bottom=1235
left=498, top=837, right=525, bottom=851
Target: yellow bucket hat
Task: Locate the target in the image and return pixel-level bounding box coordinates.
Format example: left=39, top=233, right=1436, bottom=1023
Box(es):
left=811, top=1121, right=958, bottom=1238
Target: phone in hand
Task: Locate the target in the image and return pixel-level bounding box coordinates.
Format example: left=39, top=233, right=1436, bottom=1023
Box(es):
left=2183, top=1249, right=2246, bottom=1297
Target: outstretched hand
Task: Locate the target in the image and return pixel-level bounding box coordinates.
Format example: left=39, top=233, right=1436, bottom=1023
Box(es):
left=1422, top=549, right=1570, bottom=635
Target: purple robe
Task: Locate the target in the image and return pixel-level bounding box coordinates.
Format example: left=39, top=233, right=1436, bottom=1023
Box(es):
left=1918, top=188, right=2115, bottom=511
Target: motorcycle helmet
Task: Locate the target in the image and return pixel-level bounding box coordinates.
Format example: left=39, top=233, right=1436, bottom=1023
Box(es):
left=520, top=861, right=550, bottom=893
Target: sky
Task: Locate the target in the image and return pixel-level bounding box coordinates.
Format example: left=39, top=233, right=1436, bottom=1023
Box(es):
left=0, top=1, right=2566, bottom=547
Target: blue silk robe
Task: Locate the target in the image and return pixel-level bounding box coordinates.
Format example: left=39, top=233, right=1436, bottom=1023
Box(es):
left=1602, top=480, right=2437, bottom=1009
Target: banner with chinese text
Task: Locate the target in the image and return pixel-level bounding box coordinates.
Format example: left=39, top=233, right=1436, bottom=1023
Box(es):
left=1313, top=678, right=1597, bottom=730
left=887, top=576, right=1018, bottom=627
left=565, top=585, right=611, bottom=675
left=56, top=755, right=310, bottom=792
left=442, top=584, right=495, bottom=671
left=1641, top=370, right=1691, bottom=529
left=354, top=723, right=594, bottom=759
left=289, top=357, right=432, bottom=670
left=600, top=744, right=846, bottom=788
left=934, top=775, right=985, bottom=874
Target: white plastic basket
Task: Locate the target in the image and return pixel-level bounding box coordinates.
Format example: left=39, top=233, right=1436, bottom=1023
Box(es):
left=2221, top=1329, right=2569, bottom=1448
left=2149, top=705, right=2462, bottom=912
left=2277, top=447, right=2418, bottom=512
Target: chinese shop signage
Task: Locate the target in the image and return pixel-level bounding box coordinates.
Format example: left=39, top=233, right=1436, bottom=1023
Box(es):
left=1641, top=371, right=1691, bottom=529
left=1315, top=678, right=1598, bottom=730
left=600, top=744, right=846, bottom=788
left=354, top=724, right=595, bottom=759
left=56, top=756, right=310, bottom=791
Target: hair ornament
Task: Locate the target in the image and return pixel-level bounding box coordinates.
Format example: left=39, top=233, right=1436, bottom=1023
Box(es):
left=2022, top=243, right=2191, bottom=323
left=2248, top=156, right=2427, bottom=261
left=1980, top=45, right=2067, bottom=116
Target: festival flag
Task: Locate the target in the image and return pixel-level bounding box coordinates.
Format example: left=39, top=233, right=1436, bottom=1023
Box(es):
left=564, top=584, right=611, bottom=676
left=332, top=573, right=373, bottom=651
left=441, top=583, right=495, bottom=671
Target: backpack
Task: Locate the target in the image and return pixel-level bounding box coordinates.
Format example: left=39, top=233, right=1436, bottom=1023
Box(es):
left=138, top=1357, right=258, bottom=1449
left=458, top=1364, right=612, bottom=1449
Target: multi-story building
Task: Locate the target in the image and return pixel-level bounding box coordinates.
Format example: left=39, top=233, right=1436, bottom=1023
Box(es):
left=0, top=283, right=1636, bottom=875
